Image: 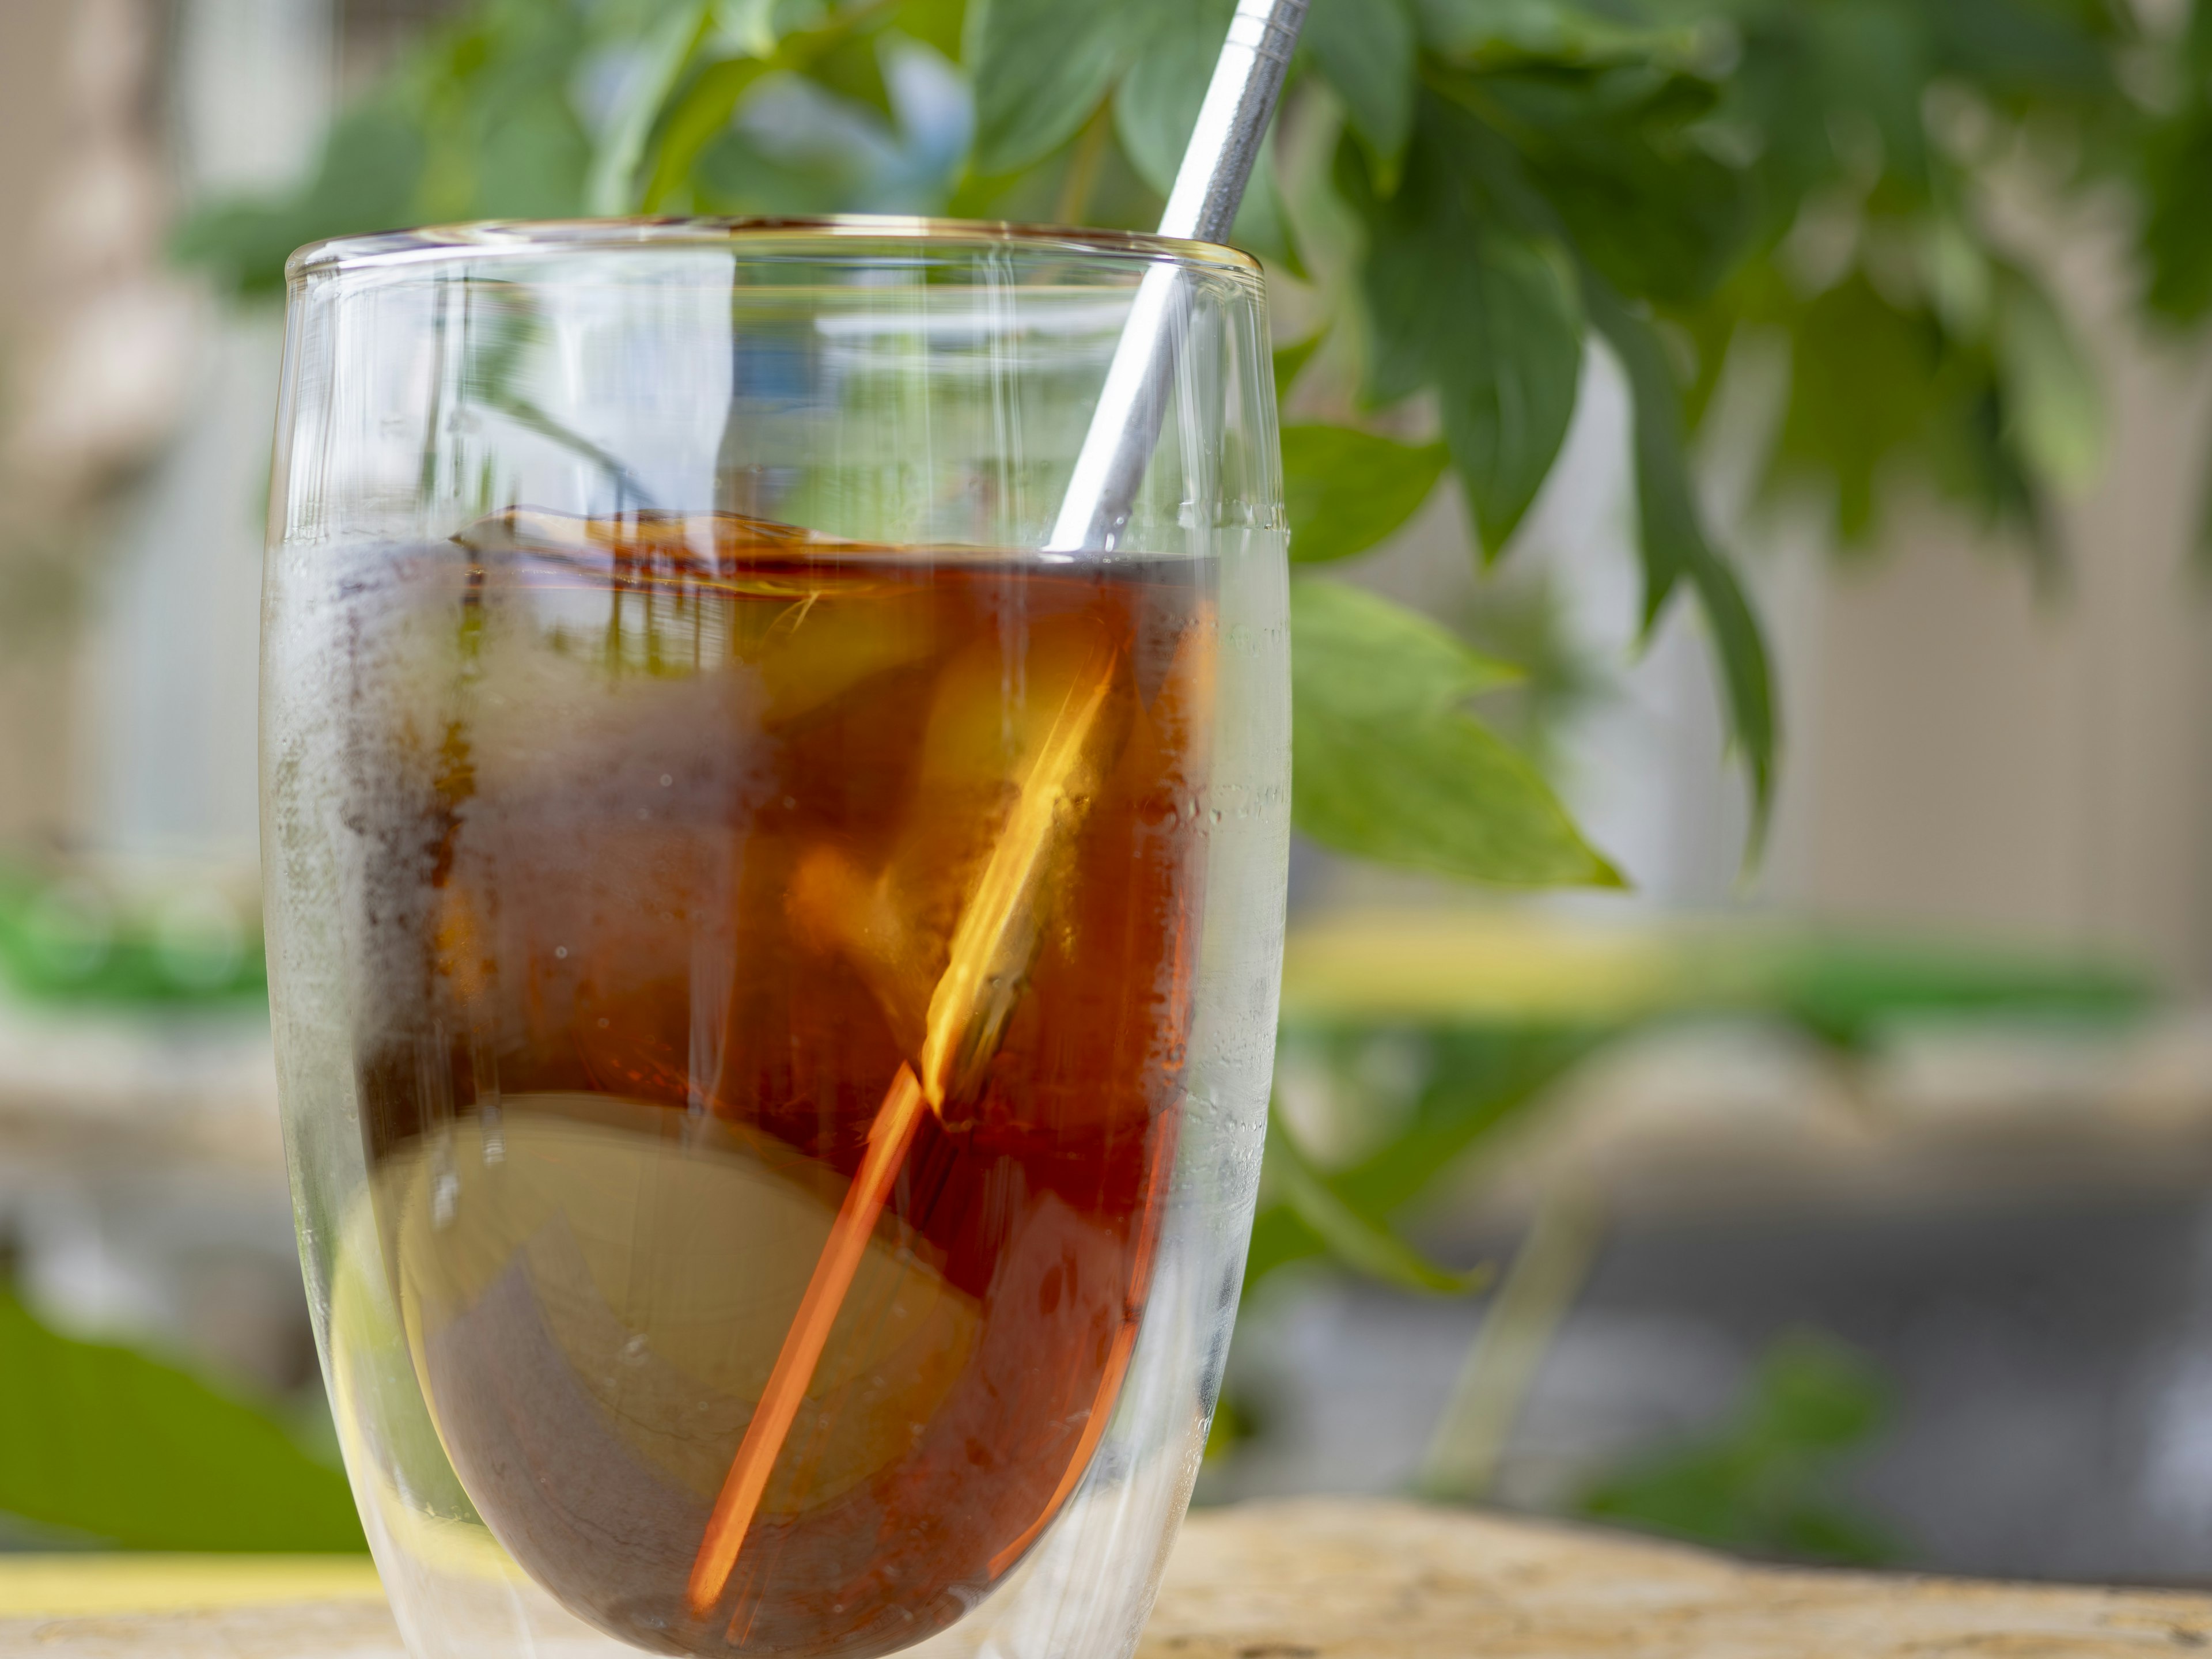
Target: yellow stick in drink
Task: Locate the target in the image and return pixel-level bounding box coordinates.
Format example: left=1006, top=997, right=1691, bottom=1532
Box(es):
left=684, top=1063, right=928, bottom=1617
left=687, top=642, right=1121, bottom=1618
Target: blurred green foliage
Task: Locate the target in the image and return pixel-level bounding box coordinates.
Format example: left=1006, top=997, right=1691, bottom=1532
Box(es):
left=1580, top=1329, right=1903, bottom=1567
left=173, top=0, right=2188, bottom=883
left=2142, top=5, right=2212, bottom=320
left=146, top=1, right=2195, bottom=1564
left=0, top=865, right=266, bottom=1007
left=1264, top=1105, right=1496, bottom=1296
left=1249, top=1024, right=1600, bottom=1296
left=0, top=1292, right=363, bottom=1551
left=1282, top=425, right=1449, bottom=567
left=1249, top=923, right=2151, bottom=1298
left=1289, top=579, right=1620, bottom=886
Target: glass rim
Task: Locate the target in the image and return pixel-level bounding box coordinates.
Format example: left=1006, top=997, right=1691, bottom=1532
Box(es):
left=286, top=214, right=1266, bottom=285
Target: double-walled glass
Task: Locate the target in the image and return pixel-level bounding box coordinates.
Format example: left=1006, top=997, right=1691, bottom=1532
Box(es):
left=260, top=220, right=1289, bottom=1659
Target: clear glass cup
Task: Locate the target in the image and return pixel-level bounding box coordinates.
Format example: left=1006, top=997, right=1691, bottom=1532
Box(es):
left=261, top=219, right=1289, bottom=1659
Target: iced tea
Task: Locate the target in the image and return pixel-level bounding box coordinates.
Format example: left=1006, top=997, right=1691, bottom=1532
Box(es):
left=336, top=510, right=1213, bottom=1657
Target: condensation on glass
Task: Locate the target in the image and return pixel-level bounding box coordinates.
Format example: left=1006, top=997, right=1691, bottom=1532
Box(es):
left=262, top=219, right=1289, bottom=1659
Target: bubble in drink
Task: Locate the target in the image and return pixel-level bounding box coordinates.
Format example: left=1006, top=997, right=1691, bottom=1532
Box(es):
left=333, top=511, right=1214, bottom=1657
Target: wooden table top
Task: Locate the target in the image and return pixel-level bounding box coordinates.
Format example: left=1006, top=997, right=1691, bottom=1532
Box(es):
left=3, top=1498, right=2206, bottom=1657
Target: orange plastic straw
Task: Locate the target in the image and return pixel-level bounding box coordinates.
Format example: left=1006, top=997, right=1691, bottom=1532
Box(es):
left=685, top=1064, right=929, bottom=1616
left=687, top=642, right=1120, bottom=1619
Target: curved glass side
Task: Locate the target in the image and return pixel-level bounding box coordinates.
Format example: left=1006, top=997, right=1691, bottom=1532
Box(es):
left=262, top=222, right=1287, bottom=1659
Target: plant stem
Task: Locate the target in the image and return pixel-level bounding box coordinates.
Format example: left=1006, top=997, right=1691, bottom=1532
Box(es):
left=1056, top=103, right=1115, bottom=226
left=1417, top=1176, right=1606, bottom=1503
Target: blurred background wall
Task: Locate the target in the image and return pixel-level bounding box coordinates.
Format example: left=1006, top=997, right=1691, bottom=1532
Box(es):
left=0, top=0, right=97, bottom=852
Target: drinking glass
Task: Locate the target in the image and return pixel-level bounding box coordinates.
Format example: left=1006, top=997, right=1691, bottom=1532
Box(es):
left=260, top=219, right=1289, bottom=1659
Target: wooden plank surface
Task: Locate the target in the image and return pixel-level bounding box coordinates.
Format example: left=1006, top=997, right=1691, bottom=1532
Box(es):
left=3, top=1499, right=2209, bottom=1657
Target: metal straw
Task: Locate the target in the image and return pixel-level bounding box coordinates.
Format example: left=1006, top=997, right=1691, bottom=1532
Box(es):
left=1047, top=0, right=1311, bottom=554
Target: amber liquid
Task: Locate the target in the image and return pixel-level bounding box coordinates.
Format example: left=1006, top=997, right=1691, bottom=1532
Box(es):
left=344, top=512, right=1212, bottom=1657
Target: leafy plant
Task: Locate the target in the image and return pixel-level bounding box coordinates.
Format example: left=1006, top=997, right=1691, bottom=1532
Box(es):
left=172, top=0, right=2182, bottom=868
left=0, top=1291, right=364, bottom=1551
left=1251, top=923, right=2149, bottom=1303
left=174, top=0, right=2171, bottom=1290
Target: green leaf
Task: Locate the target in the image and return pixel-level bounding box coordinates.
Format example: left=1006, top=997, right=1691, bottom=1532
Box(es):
left=810, top=28, right=898, bottom=117
left=1245, top=1027, right=1596, bottom=1291
left=2143, top=101, right=2212, bottom=325
left=1464, top=67, right=1754, bottom=309
left=629, top=1, right=892, bottom=210
left=1291, top=578, right=1619, bottom=885
left=297, top=101, right=430, bottom=224
left=1772, top=274, right=1944, bottom=543
left=1579, top=1329, right=1903, bottom=1569
left=1343, top=121, right=1586, bottom=555
left=1284, top=425, right=1450, bottom=563
left=1925, top=0, right=2127, bottom=110
left=1114, top=0, right=1230, bottom=197
left=715, top=0, right=786, bottom=56
left=1436, top=232, right=1585, bottom=555
left=1232, top=136, right=1298, bottom=265
left=1266, top=1108, right=1490, bottom=1296
left=639, top=53, right=779, bottom=208
left=0, top=868, right=266, bottom=1006
left=177, top=0, right=607, bottom=285
left=1753, top=1331, right=1892, bottom=1452
left=1272, top=332, right=1325, bottom=406
left=173, top=103, right=426, bottom=297
left=414, top=0, right=594, bottom=221
left=1413, top=0, right=1695, bottom=66
left=1293, top=576, right=1520, bottom=715
left=1994, top=266, right=2104, bottom=493
left=586, top=1, right=715, bottom=214
left=1583, top=274, right=1777, bottom=842
left=1294, top=700, right=1621, bottom=885
left=1305, top=0, right=1415, bottom=179
left=969, top=0, right=1152, bottom=175
left=895, top=0, right=968, bottom=60
left=467, top=83, right=594, bottom=218
left=0, top=1292, right=366, bottom=1551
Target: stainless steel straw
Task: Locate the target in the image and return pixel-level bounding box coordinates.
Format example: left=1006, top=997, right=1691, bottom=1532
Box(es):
left=1047, top=0, right=1311, bottom=554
